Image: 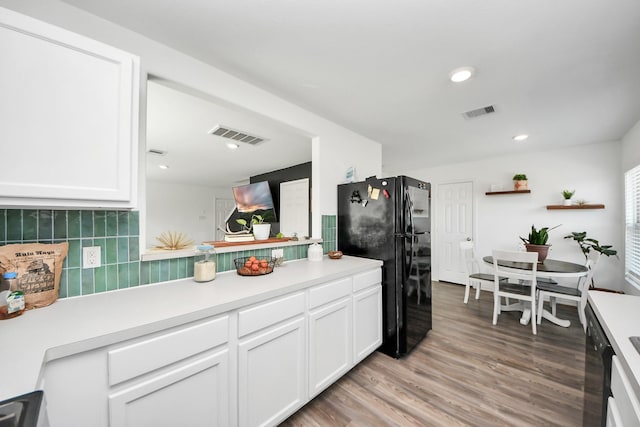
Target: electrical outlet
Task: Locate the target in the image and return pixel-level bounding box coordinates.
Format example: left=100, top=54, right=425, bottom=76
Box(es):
left=83, top=246, right=101, bottom=268
left=271, top=249, right=284, bottom=259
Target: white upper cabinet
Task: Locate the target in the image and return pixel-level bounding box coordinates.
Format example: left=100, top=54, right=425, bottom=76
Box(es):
left=0, top=7, right=140, bottom=208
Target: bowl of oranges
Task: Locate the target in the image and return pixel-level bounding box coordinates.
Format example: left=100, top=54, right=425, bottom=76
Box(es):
left=234, top=256, right=277, bottom=276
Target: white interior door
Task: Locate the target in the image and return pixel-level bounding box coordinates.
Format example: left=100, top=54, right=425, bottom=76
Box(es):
left=215, top=198, right=236, bottom=240
left=437, top=181, right=473, bottom=284
left=280, top=178, right=310, bottom=238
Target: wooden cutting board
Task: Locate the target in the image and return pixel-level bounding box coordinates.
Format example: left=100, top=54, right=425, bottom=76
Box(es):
left=203, top=237, right=292, bottom=248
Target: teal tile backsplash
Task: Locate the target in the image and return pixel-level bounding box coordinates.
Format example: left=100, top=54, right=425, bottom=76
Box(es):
left=0, top=209, right=322, bottom=299
left=0, top=209, right=142, bottom=298
left=321, top=215, right=337, bottom=253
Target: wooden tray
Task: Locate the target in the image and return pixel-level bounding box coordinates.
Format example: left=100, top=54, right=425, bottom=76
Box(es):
left=203, top=237, right=291, bottom=248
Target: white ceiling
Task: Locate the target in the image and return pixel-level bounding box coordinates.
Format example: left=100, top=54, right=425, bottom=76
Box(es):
left=64, top=0, right=640, bottom=177
left=145, top=79, right=311, bottom=186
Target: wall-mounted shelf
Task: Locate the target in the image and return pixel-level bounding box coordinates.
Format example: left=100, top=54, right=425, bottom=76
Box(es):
left=546, top=204, right=605, bottom=210
left=485, top=189, right=531, bottom=195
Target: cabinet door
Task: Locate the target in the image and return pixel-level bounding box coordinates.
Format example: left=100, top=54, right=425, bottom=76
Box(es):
left=40, top=347, right=110, bottom=427
left=238, top=317, right=306, bottom=427
left=0, top=7, right=139, bottom=207
left=610, top=355, right=640, bottom=426
left=308, top=296, right=352, bottom=397
left=607, top=397, right=623, bottom=427
left=108, top=349, right=230, bottom=427
left=353, top=284, right=383, bottom=363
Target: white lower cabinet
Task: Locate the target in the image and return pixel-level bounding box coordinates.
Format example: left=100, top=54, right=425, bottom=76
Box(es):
left=353, top=271, right=383, bottom=364
left=610, top=355, right=640, bottom=426
left=40, top=267, right=382, bottom=427
left=607, top=396, right=623, bottom=427
left=237, top=291, right=306, bottom=427
left=308, top=296, right=352, bottom=397
left=41, top=315, right=231, bottom=427
left=109, top=349, right=229, bottom=427
left=238, top=317, right=306, bottom=427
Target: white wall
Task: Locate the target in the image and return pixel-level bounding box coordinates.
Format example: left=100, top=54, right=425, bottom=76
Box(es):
left=146, top=181, right=230, bottom=248
left=394, top=141, right=625, bottom=291
left=0, top=1, right=382, bottom=239
left=621, top=118, right=640, bottom=295
left=622, top=119, right=640, bottom=173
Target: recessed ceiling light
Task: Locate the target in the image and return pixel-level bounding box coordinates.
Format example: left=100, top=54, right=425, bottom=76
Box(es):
left=226, top=142, right=239, bottom=149
left=513, top=134, right=529, bottom=141
left=158, top=164, right=169, bottom=169
left=449, top=66, right=475, bottom=83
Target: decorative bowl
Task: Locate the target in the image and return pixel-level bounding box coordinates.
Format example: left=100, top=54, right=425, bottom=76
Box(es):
left=328, top=250, right=343, bottom=260
left=234, top=256, right=276, bottom=276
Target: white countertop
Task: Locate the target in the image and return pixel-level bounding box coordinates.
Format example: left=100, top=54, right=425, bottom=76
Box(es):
left=0, top=255, right=382, bottom=401
left=588, top=290, right=640, bottom=397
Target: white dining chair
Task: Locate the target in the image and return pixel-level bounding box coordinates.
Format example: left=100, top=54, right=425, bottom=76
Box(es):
left=460, top=240, right=506, bottom=304
left=492, top=249, right=539, bottom=335
left=536, top=251, right=599, bottom=332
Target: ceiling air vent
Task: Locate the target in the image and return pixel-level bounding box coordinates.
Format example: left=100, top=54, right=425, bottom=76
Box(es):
left=208, top=125, right=268, bottom=145
left=462, top=105, right=496, bottom=119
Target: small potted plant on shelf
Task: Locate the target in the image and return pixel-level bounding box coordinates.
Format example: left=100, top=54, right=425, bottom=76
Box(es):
left=562, top=189, right=575, bottom=206
left=237, top=214, right=271, bottom=240
left=513, top=174, right=528, bottom=191
left=520, top=224, right=561, bottom=262
left=562, top=190, right=576, bottom=206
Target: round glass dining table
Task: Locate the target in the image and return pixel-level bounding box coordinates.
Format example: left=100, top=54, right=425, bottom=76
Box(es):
left=482, top=256, right=588, bottom=327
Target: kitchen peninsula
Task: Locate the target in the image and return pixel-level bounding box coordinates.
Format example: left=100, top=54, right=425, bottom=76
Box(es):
left=0, top=256, right=382, bottom=426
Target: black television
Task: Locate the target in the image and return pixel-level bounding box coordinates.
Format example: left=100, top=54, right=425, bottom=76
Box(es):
left=231, top=181, right=277, bottom=224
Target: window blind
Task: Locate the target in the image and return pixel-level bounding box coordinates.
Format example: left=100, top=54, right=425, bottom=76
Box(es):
left=625, top=165, right=640, bottom=284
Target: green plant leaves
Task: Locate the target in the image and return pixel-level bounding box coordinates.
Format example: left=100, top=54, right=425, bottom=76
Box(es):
left=520, top=224, right=560, bottom=245
left=564, top=231, right=618, bottom=259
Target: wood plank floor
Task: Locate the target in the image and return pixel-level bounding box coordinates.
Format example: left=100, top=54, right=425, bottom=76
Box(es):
left=281, top=281, right=587, bottom=427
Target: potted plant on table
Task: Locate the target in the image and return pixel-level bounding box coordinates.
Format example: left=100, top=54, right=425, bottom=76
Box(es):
left=562, top=189, right=575, bottom=206
left=520, top=224, right=561, bottom=262
left=237, top=214, right=271, bottom=240
left=513, top=174, right=528, bottom=191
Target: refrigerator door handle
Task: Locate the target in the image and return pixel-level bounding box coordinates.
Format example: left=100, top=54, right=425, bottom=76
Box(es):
left=395, top=231, right=426, bottom=237
left=405, top=189, right=414, bottom=235
left=408, top=236, right=413, bottom=268
left=405, top=234, right=415, bottom=279
left=404, top=185, right=416, bottom=278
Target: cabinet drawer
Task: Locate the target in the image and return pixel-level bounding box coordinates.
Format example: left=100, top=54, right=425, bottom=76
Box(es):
left=309, top=278, right=351, bottom=309
left=238, top=292, right=305, bottom=338
left=108, top=315, right=229, bottom=386
left=353, top=269, right=382, bottom=292
left=611, top=355, right=640, bottom=426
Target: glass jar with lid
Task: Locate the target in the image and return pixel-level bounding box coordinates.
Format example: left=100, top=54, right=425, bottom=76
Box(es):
left=1, top=272, right=25, bottom=319
left=194, top=244, right=216, bottom=282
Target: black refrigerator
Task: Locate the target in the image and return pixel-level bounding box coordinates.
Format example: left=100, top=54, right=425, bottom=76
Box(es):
left=338, top=176, right=432, bottom=358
